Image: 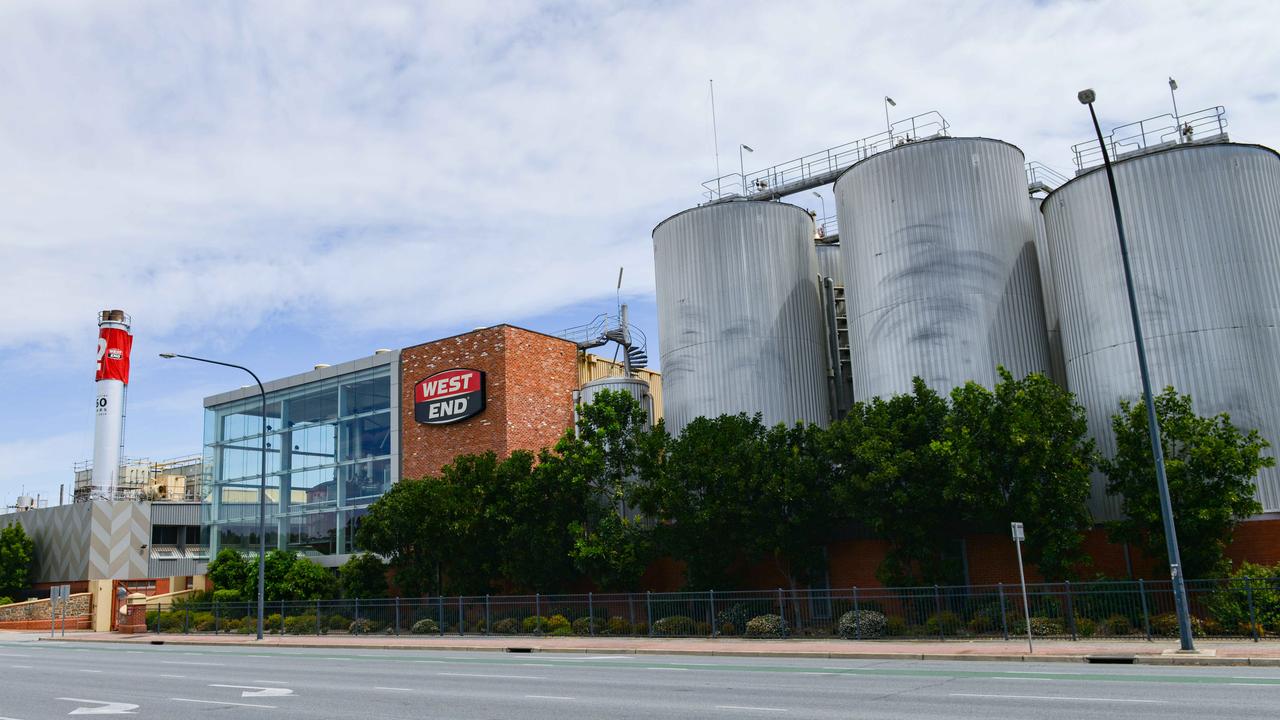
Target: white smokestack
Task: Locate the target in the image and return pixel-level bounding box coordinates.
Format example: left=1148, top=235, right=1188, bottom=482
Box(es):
left=92, top=309, right=132, bottom=494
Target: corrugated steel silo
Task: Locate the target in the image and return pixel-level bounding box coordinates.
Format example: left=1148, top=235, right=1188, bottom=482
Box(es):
left=578, top=375, right=653, bottom=428
left=653, top=201, right=830, bottom=435
left=833, top=137, right=1052, bottom=401
left=815, top=241, right=843, bottom=287
left=1031, top=197, right=1067, bottom=385
left=1043, top=143, right=1280, bottom=519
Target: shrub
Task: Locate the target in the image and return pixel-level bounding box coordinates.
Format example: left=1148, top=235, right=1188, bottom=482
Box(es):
left=284, top=615, right=318, bottom=635
left=211, top=589, right=242, bottom=604
left=1205, top=563, right=1280, bottom=633
left=966, top=615, right=996, bottom=635
left=1100, top=614, right=1134, bottom=636
left=885, top=616, right=908, bottom=636
left=0, top=597, right=11, bottom=606
left=470, top=619, right=488, bottom=633
left=156, top=611, right=184, bottom=633
left=521, top=615, right=548, bottom=634
left=1150, top=612, right=1206, bottom=638
left=1074, top=617, right=1097, bottom=638
left=694, top=621, right=712, bottom=637
left=571, top=617, right=605, bottom=636
left=192, top=612, right=216, bottom=632
left=491, top=617, right=518, bottom=634
left=265, top=613, right=283, bottom=633
left=1028, top=617, right=1063, bottom=636
left=348, top=618, right=375, bottom=634
left=545, top=614, right=570, bottom=633
left=924, top=611, right=962, bottom=636
left=715, top=604, right=752, bottom=633
left=745, top=614, right=789, bottom=638
left=838, top=609, right=887, bottom=639
left=719, top=622, right=738, bottom=636
left=145, top=611, right=159, bottom=629
left=653, top=615, right=696, bottom=636
left=327, top=614, right=350, bottom=631
left=411, top=618, right=439, bottom=634
left=603, top=616, right=632, bottom=636
left=633, top=622, right=648, bottom=636
left=549, top=626, right=574, bottom=637
left=234, top=621, right=254, bottom=634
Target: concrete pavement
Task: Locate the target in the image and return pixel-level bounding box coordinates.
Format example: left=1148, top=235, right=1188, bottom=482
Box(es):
left=2, top=633, right=1280, bottom=718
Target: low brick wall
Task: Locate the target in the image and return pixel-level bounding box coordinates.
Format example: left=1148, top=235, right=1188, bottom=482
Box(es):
left=0, top=616, right=91, bottom=631
left=0, top=593, right=91, bottom=622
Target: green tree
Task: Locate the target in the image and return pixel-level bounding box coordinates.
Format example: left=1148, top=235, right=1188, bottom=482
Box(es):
left=339, top=553, right=388, bottom=599
left=753, top=422, right=838, bottom=589
left=356, top=475, right=459, bottom=597
left=282, top=556, right=336, bottom=600
left=1103, top=387, right=1271, bottom=578
left=828, top=378, right=960, bottom=585
left=0, top=524, right=35, bottom=598
left=941, top=369, right=1096, bottom=579
left=206, top=548, right=252, bottom=598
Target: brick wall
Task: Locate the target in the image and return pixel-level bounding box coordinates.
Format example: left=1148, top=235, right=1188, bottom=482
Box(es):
left=400, top=325, right=579, bottom=480
left=0, top=593, right=91, bottom=622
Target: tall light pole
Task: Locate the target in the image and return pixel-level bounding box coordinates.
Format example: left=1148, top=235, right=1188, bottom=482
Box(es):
left=884, top=96, right=897, bottom=136
left=160, top=352, right=268, bottom=642
left=811, top=191, right=826, bottom=222
left=1168, top=77, right=1180, bottom=127
left=1077, top=88, right=1195, bottom=652
left=739, top=144, right=754, bottom=196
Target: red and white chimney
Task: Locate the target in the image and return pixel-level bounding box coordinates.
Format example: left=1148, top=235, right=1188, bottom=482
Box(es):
left=92, top=309, right=133, bottom=493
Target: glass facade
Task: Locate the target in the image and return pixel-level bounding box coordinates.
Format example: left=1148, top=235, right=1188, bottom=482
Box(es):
left=203, top=363, right=396, bottom=560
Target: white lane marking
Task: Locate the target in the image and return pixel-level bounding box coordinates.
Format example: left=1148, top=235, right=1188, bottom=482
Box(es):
left=0, top=715, right=26, bottom=719
left=1232, top=676, right=1280, bottom=680
left=0, top=653, right=31, bottom=658
left=643, top=667, right=691, bottom=671
left=79, top=669, right=104, bottom=673
left=414, top=660, right=446, bottom=664
left=170, top=698, right=276, bottom=709
left=1230, top=683, right=1280, bottom=687
left=716, top=706, right=789, bottom=713
left=586, top=655, right=634, bottom=660
left=56, top=698, right=140, bottom=715
left=9, top=665, right=33, bottom=669
left=209, top=684, right=294, bottom=698
left=158, top=674, right=185, bottom=678
left=375, top=687, right=414, bottom=692
left=182, top=652, right=203, bottom=655
left=1005, top=671, right=1064, bottom=675
left=251, top=681, right=290, bottom=685
left=950, top=693, right=1166, bottom=704
left=160, top=660, right=224, bottom=666
left=795, top=671, right=837, bottom=675
left=437, top=672, right=546, bottom=680
left=125, top=651, right=144, bottom=654
left=521, top=663, right=557, bottom=667
left=244, top=654, right=272, bottom=658
left=526, top=695, right=575, bottom=700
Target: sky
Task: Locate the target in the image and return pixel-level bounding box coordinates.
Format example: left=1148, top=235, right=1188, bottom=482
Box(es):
left=1, top=0, right=1278, bottom=506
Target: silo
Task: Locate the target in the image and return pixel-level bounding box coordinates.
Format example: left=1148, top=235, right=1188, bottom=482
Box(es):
left=1031, top=197, right=1067, bottom=385
left=833, top=137, right=1052, bottom=402
left=1043, top=142, right=1280, bottom=519
left=815, top=241, right=843, bottom=287
left=653, top=201, right=830, bottom=435
left=578, top=376, right=653, bottom=428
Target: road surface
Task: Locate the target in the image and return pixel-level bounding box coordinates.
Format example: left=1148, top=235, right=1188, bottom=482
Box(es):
left=1, top=633, right=1278, bottom=718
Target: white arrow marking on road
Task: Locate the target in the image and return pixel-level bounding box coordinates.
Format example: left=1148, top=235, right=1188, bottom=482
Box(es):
left=56, top=698, right=139, bottom=715
left=209, top=684, right=294, bottom=698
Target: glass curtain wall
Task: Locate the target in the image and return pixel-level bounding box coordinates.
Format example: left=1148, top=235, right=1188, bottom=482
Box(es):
left=203, top=365, right=394, bottom=559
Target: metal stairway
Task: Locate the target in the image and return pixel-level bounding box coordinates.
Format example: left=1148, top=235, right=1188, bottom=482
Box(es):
left=556, top=304, right=649, bottom=375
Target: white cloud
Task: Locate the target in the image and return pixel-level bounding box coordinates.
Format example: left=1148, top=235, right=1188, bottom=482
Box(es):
left=0, top=0, right=1277, bottom=366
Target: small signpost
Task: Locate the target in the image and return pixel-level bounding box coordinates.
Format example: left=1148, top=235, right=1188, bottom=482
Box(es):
left=1011, top=522, right=1033, bottom=653
left=49, top=584, right=70, bottom=638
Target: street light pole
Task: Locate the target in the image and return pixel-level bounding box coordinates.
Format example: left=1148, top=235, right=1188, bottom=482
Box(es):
left=884, top=96, right=897, bottom=136
left=160, top=352, right=268, bottom=641
left=1077, top=89, right=1195, bottom=652
left=739, top=144, right=753, bottom=196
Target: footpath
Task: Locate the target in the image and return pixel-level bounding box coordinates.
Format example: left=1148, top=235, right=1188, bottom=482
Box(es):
left=34, top=631, right=1280, bottom=666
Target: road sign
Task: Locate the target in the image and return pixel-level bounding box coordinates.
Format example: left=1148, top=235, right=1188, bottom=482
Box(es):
left=1010, top=522, right=1024, bottom=541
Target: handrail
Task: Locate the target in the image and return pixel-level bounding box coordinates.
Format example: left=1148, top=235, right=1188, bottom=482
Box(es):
left=1071, top=105, right=1227, bottom=172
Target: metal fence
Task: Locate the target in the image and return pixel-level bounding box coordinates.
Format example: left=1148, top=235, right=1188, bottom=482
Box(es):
left=146, top=577, right=1279, bottom=641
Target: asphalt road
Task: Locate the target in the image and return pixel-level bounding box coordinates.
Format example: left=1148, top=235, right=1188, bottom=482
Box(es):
left=1, top=634, right=1279, bottom=718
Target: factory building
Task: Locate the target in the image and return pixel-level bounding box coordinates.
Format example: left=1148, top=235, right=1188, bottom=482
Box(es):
left=202, top=323, right=660, bottom=564
left=658, top=105, right=1279, bottom=566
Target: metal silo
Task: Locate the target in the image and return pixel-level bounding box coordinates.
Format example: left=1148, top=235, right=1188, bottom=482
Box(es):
left=833, top=137, right=1052, bottom=402
left=653, top=201, right=830, bottom=435
left=815, top=241, right=843, bottom=287
left=578, top=375, right=653, bottom=428
left=1043, top=142, right=1280, bottom=519
left=1031, top=197, right=1067, bottom=386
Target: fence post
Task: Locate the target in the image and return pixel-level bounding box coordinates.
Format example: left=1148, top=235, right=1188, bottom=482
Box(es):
left=1065, top=581, right=1077, bottom=641
left=709, top=590, right=717, bottom=637
left=184, top=606, right=190, bottom=634
left=354, top=598, right=361, bottom=634
left=485, top=594, right=491, bottom=635
left=316, top=599, right=321, bottom=636
left=646, top=591, right=653, bottom=637
left=852, top=587, right=861, bottom=640
left=535, top=593, right=542, bottom=635
left=777, top=588, right=785, bottom=628
left=1246, top=576, right=1258, bottom=642
left=438, top=595, right=444, bottom=636
left=1138, top=579, right=1151, bottom=640
left=214, top=603, right=219, bottom=634
left=998, top=583, right=1009, bottom=641
left=280, top=599, right=285, bottom=634
left=395, top=597, right=401, bottom=636
left=934, top=585, right=943, bottom=641
left=588, top=592, right=595, bottom=637
left=628, top=594, right=636, bottom=635
left=458, top=596, right=464, bottom=636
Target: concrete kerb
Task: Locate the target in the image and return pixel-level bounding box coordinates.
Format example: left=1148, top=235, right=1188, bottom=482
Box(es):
left=34, top=635, right=1277, bottom=667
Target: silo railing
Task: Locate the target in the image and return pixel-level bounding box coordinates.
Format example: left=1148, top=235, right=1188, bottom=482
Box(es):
left=1070, top=105, right=1228, bottom=172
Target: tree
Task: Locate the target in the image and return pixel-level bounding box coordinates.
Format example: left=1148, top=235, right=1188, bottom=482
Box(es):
left=0, top=523, right=35, bottom=598
left=339, top=553, right=388, bottom=599
left=282, top=556, right=336, bottom=600
left=828, top=378, right=960, bottom=585
left=1103, top=387, right=1271, bottom=578
left=752, top=422, right=838, bottom=589
left=941, top=369, right=1096, bottom=579
left=206, top=548, right=252, bottom=599
left=356, top=474, right=459, bottom=597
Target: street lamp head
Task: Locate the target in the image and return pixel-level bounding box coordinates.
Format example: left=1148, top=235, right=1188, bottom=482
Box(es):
left=812, top=191, right=822, bottom=199
left=158, top=353, right=176, bottom=359
left=741, top=144, right=753, bottom=152
left=1077, top=88, right=1096, bottom=105
left=885, top=96, right=896, bottom=107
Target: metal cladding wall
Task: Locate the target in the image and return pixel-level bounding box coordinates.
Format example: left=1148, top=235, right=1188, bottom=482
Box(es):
left=653, top=201, right=830, bottom=435
left=1031, top=197, right=1067, bottom=385
left=815, top=241, right=843, bottom=287
left=1043, top=142, right=1280, bottom=519
left=833, top=137, right=1052, bottom=402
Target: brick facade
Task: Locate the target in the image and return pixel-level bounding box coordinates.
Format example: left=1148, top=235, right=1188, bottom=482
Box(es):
left=400, top=325, right=579, bottom=480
